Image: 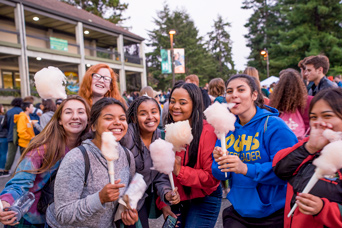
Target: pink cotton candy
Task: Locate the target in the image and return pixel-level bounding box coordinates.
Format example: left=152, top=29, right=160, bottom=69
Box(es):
left=204, top=102, right=236, bottom=138
left=150, top=139, right=175, bottom=174
left=313, top=140, right=342, bottom=177
left=34, top=66, right=67, bottom=99
left=165, top=120, right=193, bottom=152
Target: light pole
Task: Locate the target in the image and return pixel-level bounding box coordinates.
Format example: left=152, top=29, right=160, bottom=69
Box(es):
left=260, top=49, right=269, bottom=78
left=169, top=29, right=176, bottom=86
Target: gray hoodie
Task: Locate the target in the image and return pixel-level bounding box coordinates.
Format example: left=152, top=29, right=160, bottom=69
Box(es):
left=46, top=139, right=135, bottom=228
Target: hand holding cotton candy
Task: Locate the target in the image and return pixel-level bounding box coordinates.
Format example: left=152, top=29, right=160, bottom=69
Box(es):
left=165, top=120, right=193, bottom=152
left=101, top=132, right=119, bottom=184
left=119, top=173, right=147, bottom=210
left=204, top=102, right=236, bottom=178
left=34, top=66, right=67, bottom=99
left=287, top=129, right=342, bottom=217
left=149, top=138, right=176, bottom=190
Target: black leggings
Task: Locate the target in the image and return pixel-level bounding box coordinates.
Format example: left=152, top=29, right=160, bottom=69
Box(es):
left=223, top=206, right=284, bottom=228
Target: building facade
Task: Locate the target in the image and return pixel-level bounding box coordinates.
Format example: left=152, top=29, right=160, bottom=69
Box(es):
left=0, top=0, right=147, bottom=102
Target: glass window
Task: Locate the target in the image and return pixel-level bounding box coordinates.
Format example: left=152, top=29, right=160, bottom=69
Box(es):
left=14, top=72, right=21, bottom=89
left=2, top=71, right=13, bottom=89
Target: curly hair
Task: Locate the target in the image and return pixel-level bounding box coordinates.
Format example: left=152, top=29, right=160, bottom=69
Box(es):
left=78, top=63, right=126, bottom=107
left=208, top=78, right=225, bottom=97
left=269, top=69, right=307, bottom=113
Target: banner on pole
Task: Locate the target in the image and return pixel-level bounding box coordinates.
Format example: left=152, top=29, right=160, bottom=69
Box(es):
left=174, top=48, right=185, bottom=74
left=161, top=49, right=171, bottom=74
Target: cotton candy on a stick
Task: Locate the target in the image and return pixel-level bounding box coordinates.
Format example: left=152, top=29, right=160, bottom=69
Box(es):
left=101, top=132, right=119, bottom=184
left=165, top=120, right=193, bottom=152
left=150, top=139, right=176, bottom=190
left=287, top=130, right=342, bottom=217
left=204, top=102, right=236, bottom=178
left=34, top=66, right=67, bottom=99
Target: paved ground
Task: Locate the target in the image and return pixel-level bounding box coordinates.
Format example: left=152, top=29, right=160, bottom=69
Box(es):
left=0, top=152, right=229, bottom=227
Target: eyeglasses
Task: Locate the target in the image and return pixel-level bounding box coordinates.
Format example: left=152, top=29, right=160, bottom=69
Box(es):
left=92, top=73, right=112, bottom=83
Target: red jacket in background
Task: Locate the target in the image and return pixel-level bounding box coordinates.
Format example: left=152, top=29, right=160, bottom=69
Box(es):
left=273, top=138, right=342, bottom=228
left=157, top=120, right=220, bottom=209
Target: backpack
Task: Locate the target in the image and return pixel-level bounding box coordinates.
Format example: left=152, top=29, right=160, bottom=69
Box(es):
left=37, top=145, right=131, bottom=214
left=280, top=109, right=305, bottom=139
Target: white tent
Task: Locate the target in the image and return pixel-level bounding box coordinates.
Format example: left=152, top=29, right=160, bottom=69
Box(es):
left=260, top=76, right=279, bottom=87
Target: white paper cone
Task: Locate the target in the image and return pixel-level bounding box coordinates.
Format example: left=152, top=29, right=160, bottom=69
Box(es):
left=220, top=133, right=227, bottom=178
left=168, top=173, right=175, bottom=191
left=287, top=172, right=320, bottom=217
left=107, top=161, right=115, bottom=184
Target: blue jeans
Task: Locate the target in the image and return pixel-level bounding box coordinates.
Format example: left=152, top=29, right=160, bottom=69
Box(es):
left=171, top=185, right=222, bottom=228
left=0, top=137, right=8, bottom=169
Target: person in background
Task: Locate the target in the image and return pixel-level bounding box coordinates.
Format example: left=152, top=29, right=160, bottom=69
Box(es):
left=243, top=66, right=270, bottom=105
left=185, top=75, right=211, bottom=110
left=23, top=96, right=40, bottom=136
left=208, top=78, right=226, bottom=104
left=0, top=104, right=8, bottom=171
left=212, top=74, right=297, bottom=228
left=270, top=69, right=313, bottom=139
left=261, top=85, right=270, bottom=98
left=160, top=81, right=221, bottom=227
left=334, top=75, right=342, bottom=87
left=1, top=98, right=23, bottom=176
left=14, top=102, right=36, bottom=154
left=139, top=86, right=154, bottom=98
left=34, top=99, right=57, bottom=132
left=0, top=96, right=90, bottom=227
left=273, top=88, right=342, bottom=228
left=55, top=99, right=63, bottom=109
left=305, top=55, right=337, bottom=96
left=34, top=103, right=43, bottom=117
left=78, top=63, right=126, bottom=107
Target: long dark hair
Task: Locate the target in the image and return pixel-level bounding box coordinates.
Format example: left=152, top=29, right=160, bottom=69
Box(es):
left=85, top=97, right=127, bottom=140
left=167, top=81, right=203, bottom=169
left=309, top=88, right=342, bottom=119
left=127, top=96, right=161, bottom=152
left=18, top=95, right=90, bottom=174
left=226, top=74, right=269, bottom=110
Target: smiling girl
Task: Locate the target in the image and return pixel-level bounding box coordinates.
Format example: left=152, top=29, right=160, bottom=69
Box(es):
left=46, top=98, right=136, bottom=228
left=79, top=64, right=126, bottom=107
left=211, top=74, right=298, bottom=228
left=158, top=81, right=221, bottom=228
left=273, top=88, right=342, bottom=228
left=0, top=96, right=90, bottom=228
left=120, top=96, right=180, bottom=228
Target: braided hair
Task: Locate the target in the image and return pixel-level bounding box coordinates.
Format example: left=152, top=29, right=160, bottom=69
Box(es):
left=127, top=96, right=161, bottom=153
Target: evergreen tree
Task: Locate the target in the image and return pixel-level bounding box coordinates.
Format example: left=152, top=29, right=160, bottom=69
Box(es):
left=146, top=4, right=217, bottom=90
left=206, top=15, right=236, bottom=81
left=60, top=0, right=129, bottom=24
left=271, top=0, right=342, bottom=75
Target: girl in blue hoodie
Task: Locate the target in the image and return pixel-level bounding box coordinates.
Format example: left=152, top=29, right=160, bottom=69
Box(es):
left=212, top=74, right=298, bottom=228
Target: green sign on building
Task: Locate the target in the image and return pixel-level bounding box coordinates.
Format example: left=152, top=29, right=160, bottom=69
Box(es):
left=50, top=37, right=68, bottom=51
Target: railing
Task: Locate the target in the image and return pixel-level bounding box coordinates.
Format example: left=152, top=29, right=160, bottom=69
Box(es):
left=124, top=53, right=142, bottom=65
left=0, top=28, right=19, bottom=44
left=84, top=45, right=121, bottom=61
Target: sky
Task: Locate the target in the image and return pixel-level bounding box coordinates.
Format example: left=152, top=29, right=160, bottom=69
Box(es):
left=122, top=0, right=253, bottom=71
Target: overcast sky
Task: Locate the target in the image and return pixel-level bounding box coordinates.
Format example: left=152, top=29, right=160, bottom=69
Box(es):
left=122, top=1, right=253, bottom=71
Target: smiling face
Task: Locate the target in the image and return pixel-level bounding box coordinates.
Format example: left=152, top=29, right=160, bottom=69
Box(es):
left=137, top=100, right=160, bottom=135
left=226, top=78, right=257, bottom=123
left=93, top=104, right=128, bottom=142
left=169, top=88, right=193, bottom=122
left=59, top=100, right=88, bottom=137
left=310, top=99, right=342, bottom=132
left=91, top=68, right=112, bottom=97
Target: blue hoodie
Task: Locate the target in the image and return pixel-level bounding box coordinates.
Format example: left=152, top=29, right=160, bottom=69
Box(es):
left=212, top=106, right=297, bottom=218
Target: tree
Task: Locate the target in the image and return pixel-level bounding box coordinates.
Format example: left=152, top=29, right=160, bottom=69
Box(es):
left=146, top=4, right=218, bottom=90
left=60, top=0, right=129, bottom=24
left=206, top=15, right=236, bottom=81
left=270, top=0, right=342, bottom=76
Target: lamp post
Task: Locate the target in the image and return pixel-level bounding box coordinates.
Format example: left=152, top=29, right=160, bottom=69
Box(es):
left=260, top=49, right=269, bottom=78
left=169, top=29, right=177, bottom=86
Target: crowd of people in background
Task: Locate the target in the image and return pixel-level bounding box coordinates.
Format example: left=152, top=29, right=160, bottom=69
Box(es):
left=0, top=54, right=340, bottom=228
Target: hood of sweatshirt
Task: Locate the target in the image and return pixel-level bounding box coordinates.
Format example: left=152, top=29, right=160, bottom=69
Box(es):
left=14, top=112, right=26, bottom=124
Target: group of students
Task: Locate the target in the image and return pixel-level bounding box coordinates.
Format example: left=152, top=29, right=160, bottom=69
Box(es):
left=0, top=62, right=340, bottom=228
